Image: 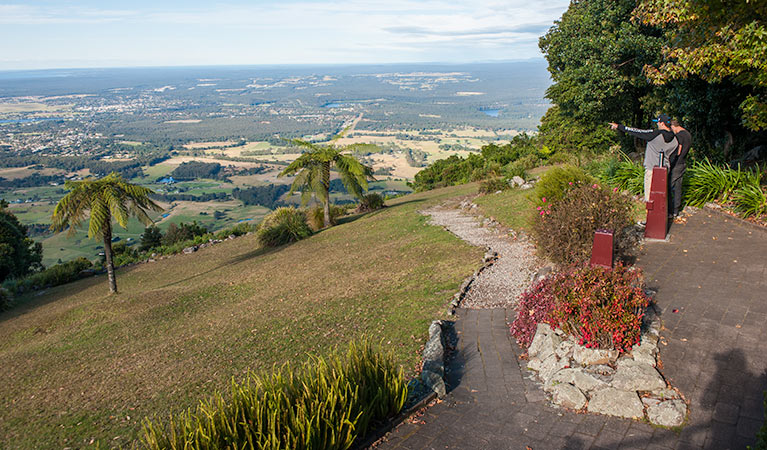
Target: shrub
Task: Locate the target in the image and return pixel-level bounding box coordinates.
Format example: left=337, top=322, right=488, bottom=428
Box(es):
left=0, top=287, right=12, bottom=312
left=684, top=158, right=752, bottom=207
left=356, top=193, right=385, bottom=212
left=478, top=177, right=510, bottom=194
left=257, top=207, right=312, bottom=247
left=734, top=183, right=767, bottom=218
left=609, top=160, right=645, bottom=196
left=307, top=204, right=346, bottom=230
left=4, top=257, right=94, bottom=294
left=533, top=165, right=594, bottom=205
left=750, top=392, right=767, bottom=450
left=510, top=264, right=650, bottom=353
left=532, top=183, right=634, bottom=266
left=162, top=221, right=208, bottom=246
left=140, top=340, right=407, bottom=450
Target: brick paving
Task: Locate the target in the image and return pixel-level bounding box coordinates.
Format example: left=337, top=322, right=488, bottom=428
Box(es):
left=377, top=210, right=767, bottom=449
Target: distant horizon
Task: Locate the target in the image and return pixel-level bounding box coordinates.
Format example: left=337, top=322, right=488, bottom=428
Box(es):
left=0, top=58, right=548, bottom=75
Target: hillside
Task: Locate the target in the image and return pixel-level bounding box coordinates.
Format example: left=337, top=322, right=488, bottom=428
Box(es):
left=0, top=184, right=483, bottom=448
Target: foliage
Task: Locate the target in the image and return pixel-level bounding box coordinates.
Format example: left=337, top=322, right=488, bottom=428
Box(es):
left=478, top=178, right=510, bottom=194
left=533, top=165, right=594, bottom=205
left=307, top=204, right=346, bottom=230
left=280, top=140, right=374, bottom=227
left=536, top=106, right=618, bottom=156
left=635, top=0, right=767, bottom=130
left=256, top=207, right=312, bottom=247
left=169, top=161, right=222, bottom=180
left=140, top=226, right=163, bottom=251
left=609, top=159, right=646, bottom=195
left=50, top=172, right=162, bottom=293
left=357, top=193, right=385, bottom=212
left=532, top=183, right=634, bottom=266
left=410, top=154, right=485, bottom=192
left=684, top=158, right=762, bottom=207
left=140, top=340, right=407, bottom=450
left=0, top=286, right=12, bottom=312
left=0, top=200, right=43, bottom=284
left=3, top=257, right=93, bottom=295
left=511, top=264, right=649, bottom=352
left=232, top=184, right=291, bottom=209
left=162, top=221, right=208, bottom=246
left=734, top=182, right=767, bottom=219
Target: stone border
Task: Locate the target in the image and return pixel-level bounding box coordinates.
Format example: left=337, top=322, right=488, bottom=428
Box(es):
left=448, top=249, right=498, bottom=315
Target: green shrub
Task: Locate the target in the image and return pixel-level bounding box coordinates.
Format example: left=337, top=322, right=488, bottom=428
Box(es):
left=510, top=264, right=650, bottom=353
left=533, top=165, right=594, bottom=205
left=609, top=160, right=645, bottom=196
left=478, top=177, right=510, bottom=194
left=502, top=161, right=528, bottom=180
left=749, top=392, right=767, bottom=450
left=140, top=340, right=407, bottom=450
left=214, top=222, right=255, bottom=239
left=685, top=158, right=749, bottom=207
left=734, top=183, right=767, bottom=218
left=257, top=207, right=312, bottom=247
left=307, top=204, right=346, bottom=230
left=3, top=257, right=93, bottom=294
left=357, top=193, right=385, bottom=212
left=0, top=287, right=12, bottom=312
left=532, top=183, right=634, bottom=266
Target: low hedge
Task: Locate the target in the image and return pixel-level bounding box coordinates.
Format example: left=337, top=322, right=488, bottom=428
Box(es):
left=140, top=340, right=407, bottom=450
left=3, top=257, right=93, bottom=294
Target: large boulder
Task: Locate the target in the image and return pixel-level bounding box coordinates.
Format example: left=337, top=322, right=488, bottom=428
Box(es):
left=547, top=368, right=607, bottom=393
left=527, top=323, right=554, bottom=358
left=573, top=345, right=617, bottom=366
left=588, top=388, right=644, bottom=419
left=611, top=359, right=666, bottom=392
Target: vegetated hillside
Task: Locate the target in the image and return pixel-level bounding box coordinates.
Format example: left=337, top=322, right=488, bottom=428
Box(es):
left=0, top=184, right=483, bottom=449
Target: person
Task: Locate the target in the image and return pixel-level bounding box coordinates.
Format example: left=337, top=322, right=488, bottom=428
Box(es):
left=609, top=114, right=678, bottom=202
left=669, top=119, right=692, bottom=218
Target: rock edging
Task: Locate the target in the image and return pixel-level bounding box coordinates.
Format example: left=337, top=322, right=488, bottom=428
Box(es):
left=421, top=320, right=448, bottom=398
left=524, top=306, right=688, bottom=427
left=448, top=248, right=498, bottom=315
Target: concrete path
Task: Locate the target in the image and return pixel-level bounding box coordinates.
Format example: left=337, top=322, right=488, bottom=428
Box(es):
left=377, top=209, right=767, bottom=449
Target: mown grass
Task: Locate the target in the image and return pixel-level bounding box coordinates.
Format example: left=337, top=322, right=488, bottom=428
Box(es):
left=0, top=184, right=482, bottom=449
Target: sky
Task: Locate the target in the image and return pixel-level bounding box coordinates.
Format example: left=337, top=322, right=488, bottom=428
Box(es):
left=0, top=0, right=570, bottom=70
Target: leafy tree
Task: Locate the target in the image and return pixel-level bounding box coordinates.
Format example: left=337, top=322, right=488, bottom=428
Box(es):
left=51, top=173, right=162, bottom=294
left=0, top=200, right=43, bottom=283
left=279, top=140, right=374, bottom=227
left=635, top=0, right=767, bottom=130
left=162, top=221, right=208, bottom=246
left=140, top=225, right=163, bottom=251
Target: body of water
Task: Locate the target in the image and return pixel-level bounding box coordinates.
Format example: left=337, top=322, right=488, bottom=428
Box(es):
left=0, top=117, right=64, bottom=124
left=481, top=109, right=501, bottom=117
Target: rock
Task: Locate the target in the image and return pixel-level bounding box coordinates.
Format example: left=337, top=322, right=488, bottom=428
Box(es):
left=611, top=359, right=666, bottom=391
left=421, top=321, right=446, bottom=398
left=632, top=349, right=656, bottom=366
left=647, top=400, right=687, bottom=427
left=588, top=388, right=644, bottom=419
left=182, top=246, right=197, bottom=254
left=652, top=388, right=680, bottom=400
left=531, top=265, right=553, bottom=284
left=573, top=345, right=617, bottom=366
left=520, top=183, right=533, bottom=190
left=547, top=368, right=607, bottom=393
left=555, top=340, right=574, bottom=360
left=228, top=234, right=236, bottom=240
left=551, top=383, right=587, bottom=410
left=527, top=357, right=543, bottom=372
left=527, top=323, right=553, bottom=358
left=421, top=371, right=446, bottom=398
left=539, top=354, right=569, bottom=382
left=642, top=397, right=661, bottom=408
left=511, top=175, right=525, bottom=187
left=585, top=364, right=615, bottom=377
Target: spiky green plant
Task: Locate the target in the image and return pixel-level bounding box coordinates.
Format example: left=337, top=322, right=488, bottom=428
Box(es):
left=50, top=172, right=162, bottom=294
left=256, top=207, right=313, bottom=247
left=279, top=140, right=374, bottom=228
left=685, top=158, right=746, bottom=207
left=733, top=168, right=766, bottom=218
left=140, top=340, right=407, bottom=450
left=609, top=160, right=645, bottom=196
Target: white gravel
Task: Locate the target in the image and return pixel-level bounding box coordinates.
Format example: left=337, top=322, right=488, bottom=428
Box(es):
left=422, top=200, right=541, bottom=309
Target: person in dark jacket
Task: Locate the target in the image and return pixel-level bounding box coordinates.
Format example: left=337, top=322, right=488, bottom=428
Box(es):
left=669, top=119, right=692, bottom=218
left=609, top=114, right=678, bottom=202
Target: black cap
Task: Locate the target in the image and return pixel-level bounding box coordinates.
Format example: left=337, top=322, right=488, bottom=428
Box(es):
left=652, top=113, right=671, bottom=126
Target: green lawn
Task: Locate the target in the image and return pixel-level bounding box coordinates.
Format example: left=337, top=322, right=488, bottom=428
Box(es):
left=0, top=184, right=482, bottom=448
left=473, top=188, right=536, bottom=231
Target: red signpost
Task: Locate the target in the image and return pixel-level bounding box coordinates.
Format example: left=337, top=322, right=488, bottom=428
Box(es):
left=590, top=229, right=614, bottom=268
left=645, top=166, right=669, bottom=240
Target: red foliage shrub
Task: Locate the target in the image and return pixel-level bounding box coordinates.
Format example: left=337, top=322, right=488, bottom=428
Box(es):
left=510, top=263, right=650, bottom=353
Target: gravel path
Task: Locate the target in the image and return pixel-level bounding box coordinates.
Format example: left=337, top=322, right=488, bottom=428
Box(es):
left=421, top=199, right=541, bottom=309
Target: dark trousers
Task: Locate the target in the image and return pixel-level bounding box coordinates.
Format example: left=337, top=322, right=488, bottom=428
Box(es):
left=670, top=166, right=685, bottom=216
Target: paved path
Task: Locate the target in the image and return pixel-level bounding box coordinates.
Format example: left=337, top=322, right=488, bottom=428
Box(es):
left=377, top=209, right=767, bottom=449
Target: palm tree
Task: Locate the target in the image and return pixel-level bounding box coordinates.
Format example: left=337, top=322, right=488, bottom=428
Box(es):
left=51, top=172, right=163, bottom=294
left=279, top=140, right=375, bottom=227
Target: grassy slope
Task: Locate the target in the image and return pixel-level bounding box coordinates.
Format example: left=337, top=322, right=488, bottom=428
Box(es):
left=0, top=184, right=482, bottom=449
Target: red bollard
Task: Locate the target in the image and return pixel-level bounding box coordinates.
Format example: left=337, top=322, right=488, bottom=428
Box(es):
left=645, top=166, right=668, bottom=239
left=590, top=229, right=614, bottom=269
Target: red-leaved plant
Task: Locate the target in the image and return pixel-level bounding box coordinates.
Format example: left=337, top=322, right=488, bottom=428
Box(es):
left=510, top=263, right=650, bottom=353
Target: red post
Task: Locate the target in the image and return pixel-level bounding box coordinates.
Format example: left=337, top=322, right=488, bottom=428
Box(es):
left=645, top=166, right=668, bottom=239
left=590, top=229, right=614, bottom=268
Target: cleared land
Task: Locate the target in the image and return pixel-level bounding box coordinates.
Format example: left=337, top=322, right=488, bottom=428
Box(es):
left=0, top=184, right=483, bottom=448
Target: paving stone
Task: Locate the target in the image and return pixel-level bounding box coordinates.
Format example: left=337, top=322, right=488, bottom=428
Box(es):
left=713, top=402, right=740, bottom=425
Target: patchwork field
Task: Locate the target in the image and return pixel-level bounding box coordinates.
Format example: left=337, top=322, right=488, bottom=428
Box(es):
left=0, top=184, right=483, bottom=448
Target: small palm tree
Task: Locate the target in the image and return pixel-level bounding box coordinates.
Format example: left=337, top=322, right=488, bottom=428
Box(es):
left=51, top=172, right=163, bottom=294
left=279, top=140, right=375, bottom=227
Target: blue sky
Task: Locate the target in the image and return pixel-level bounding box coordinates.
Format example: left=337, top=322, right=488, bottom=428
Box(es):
left=0, top=1, right=570, bottom=70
